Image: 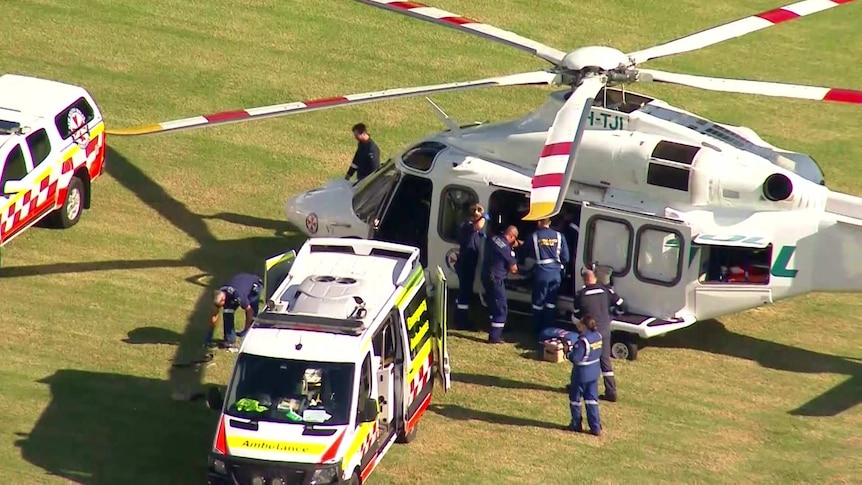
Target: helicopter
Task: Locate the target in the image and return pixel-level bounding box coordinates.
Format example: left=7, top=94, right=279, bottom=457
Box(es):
left=108, top=0, right=862, bottom=359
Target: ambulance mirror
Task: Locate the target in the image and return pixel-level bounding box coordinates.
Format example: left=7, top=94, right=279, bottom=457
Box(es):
left=358, top=397, right=378, bottom=423
left=206, top=385, right=224, bottom=411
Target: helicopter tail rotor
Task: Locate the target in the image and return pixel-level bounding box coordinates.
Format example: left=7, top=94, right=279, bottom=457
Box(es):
left=106, top=70, right=557, bottom=136
left=637, top=69, right=862, bottom=106
left=522, top=75, right=606, bottom=221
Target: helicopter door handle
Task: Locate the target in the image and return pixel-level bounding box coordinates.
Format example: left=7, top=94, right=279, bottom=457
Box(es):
left=330, top=222, right=352, bottom=228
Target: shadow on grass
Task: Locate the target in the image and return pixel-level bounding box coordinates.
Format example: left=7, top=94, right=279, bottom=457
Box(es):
left=650, top=319, right=861, bottom=417
left=123, top=326, right=182, bottom=345
left=14, top=369, right=217, bottom=485
left=451, top=372, right=564, bottom=394
left=428, top=403, right=567, bottom=431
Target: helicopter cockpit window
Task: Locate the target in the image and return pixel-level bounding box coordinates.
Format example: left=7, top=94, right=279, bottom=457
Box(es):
left=224, top=354, right=355, bottom=426
left=352, top=160, right=400, bottom=223
left=401, top=141, right=448, bottom=172
left=438, top=185, right=479, bottom=243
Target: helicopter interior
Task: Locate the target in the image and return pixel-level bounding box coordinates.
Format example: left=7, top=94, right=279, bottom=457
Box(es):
left=370, top=172, right=433, bottom=268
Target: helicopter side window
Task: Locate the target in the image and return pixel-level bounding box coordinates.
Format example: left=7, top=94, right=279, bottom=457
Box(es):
left=438, top=185, right=479, bottom=243
left=584, top=216, right=633, bottom=276
left=634, top=226, right=684, bottom=286
left=401, top=141, right=447, bottom=173
left=698, top=244, right=772, bottom=285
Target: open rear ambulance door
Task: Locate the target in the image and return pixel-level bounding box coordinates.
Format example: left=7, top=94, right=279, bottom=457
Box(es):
left=432, top=266, right=451, bottom=392
left=263, top=250, right=297, bottom=303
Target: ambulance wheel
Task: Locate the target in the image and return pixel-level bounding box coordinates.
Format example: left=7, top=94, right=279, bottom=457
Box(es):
left=610, top=335, right=638, bottom=361
left=396, top=423, right=418, bottom=444
left=349, top=471, right=360, bottom=485
left=51, top=177, right=84, bottom=229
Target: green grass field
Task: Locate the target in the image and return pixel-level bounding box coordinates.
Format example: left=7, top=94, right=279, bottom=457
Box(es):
left=2, top=0, right=861, bottom=483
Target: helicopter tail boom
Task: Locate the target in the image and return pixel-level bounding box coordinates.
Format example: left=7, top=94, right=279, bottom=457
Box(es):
left=810, top=213, right=862, bottom=293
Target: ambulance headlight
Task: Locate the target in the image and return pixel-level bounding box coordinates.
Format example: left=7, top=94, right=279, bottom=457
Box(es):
left=310, top=465, right=339, bottom=484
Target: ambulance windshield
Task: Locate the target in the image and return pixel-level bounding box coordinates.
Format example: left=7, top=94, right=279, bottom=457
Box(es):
left=351, top=160, right=399, bottom=223
left=224, top=353, right=355, bottom=426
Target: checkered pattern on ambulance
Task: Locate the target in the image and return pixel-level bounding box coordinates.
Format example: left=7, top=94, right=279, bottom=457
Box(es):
left=0, top=126, right=106, bottom=244
left=359, top=420, right=378, bottom=458
left=407, top=350, right=434, bottom=402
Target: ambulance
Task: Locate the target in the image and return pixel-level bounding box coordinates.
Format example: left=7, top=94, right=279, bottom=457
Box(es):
left=0, top=74, right=107, bottom=259
left=205, top=237, right=452, bottom=485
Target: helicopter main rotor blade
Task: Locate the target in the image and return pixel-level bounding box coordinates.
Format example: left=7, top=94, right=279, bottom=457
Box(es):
left=523, top=75, right=605, bottom=221
left=639, top=69, right=862, bottom=106
left=354, top=0, right=565, bottom=65
left=106, top=70, right=557, bottom=136
left=627, top=0, right=856, bottom=65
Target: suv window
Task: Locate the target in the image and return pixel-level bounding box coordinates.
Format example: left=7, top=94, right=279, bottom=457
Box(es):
left=1, top=145, right=28, bottom=190
left=54, top=97, right=95, bottom=140
left=26, top=129, right=51, bottom=167
left=437, top=186, right=478, bottom=243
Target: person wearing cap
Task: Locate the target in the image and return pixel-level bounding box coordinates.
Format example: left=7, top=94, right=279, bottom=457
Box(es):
left=481, top=225, right=520, bottom=343
left=565, top=315, right=603, bottom=436
left=524, top=217, right=569, bottom=334
left=207, top=272, right=263, bottom=352
left=572, top=269, right=623, bottom=402
left=454, top=202, right=489, bottom=329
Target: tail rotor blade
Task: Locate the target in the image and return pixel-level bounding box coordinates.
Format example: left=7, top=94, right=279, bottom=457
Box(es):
left=627, top=0, right=857, bottom=65
left=106, top=70, right=556, bottom=136
left=355, top=0, right=565, bottom=65
left=639, top=69, right=862, bottom=106
left=523, top=75, right=605, bottom=221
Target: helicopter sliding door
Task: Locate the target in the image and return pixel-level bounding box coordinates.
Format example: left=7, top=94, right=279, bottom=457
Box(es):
left=575, top=202, right=691, bottom=319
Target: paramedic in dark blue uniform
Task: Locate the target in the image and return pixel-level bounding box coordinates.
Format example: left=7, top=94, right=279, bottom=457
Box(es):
left=527, top=217, right=569, bottom=334
left=481, top=225, right=520, bottom=344
left=344, top=123, right=380, bottom=182
left=454, top=203, right=488, bottom=329
left=207, top=273, right=263, bottom=351
left=565, top=315, right=603, bottom=436
left=573, top=269, right=623, bottom=402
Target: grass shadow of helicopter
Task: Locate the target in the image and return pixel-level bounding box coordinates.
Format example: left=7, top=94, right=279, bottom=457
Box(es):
left=644, top=319, right=860, bottom=417
left=0, top=145, right=308, bottom=403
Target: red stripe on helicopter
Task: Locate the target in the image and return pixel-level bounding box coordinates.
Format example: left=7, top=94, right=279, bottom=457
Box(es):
left=755, top=8, right=799, bottom=24
left=304, top=96, right=349, bottom=107
left=539, top=142, right=572, bottom=158
left=389, top=1, right=427, bottom=9
left=824, top=88, right=862, bottom=104
left=204, top=110, right=251, bottom=123
left=832, top=0, right=856, bottom=4
left=387, top=1, right=476, bottom=25
left=532, top=173, right=564, bottom=189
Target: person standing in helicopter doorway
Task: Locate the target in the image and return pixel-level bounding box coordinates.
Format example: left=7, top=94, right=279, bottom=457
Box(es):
left=525, top=217, right=569, bottom=335
left=344, top=123, right=381, bottom=182
left=454, top=203, right=489, bottom=330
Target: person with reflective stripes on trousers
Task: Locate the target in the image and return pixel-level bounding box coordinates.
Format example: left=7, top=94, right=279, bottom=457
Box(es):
left=565, top=315, right=603, bottom=436
left=526, top=217, right=569, bottom=334
left=481, top=225, right=520, bottom=344
left=454, top=203, right=489, bottom=330
left=573, top=269, right=624, bottom=402
left=208, top=273, right=263, bottom=352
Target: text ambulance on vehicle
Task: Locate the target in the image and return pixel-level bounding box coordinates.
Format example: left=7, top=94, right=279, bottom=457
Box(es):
left=0, top=74, right=107, bottom=262
left=205, top=237, right=452, bottom=485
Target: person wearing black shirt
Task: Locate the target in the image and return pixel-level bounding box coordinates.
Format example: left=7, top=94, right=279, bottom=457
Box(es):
left=344, top=122, right=380, bottom=182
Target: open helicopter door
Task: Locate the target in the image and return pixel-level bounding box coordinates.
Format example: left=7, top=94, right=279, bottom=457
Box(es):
left=263, top=250, right=297, bottom=303
left=574, top=202, right=692, bottom=321
left=432, top=266, right=451, bottom=392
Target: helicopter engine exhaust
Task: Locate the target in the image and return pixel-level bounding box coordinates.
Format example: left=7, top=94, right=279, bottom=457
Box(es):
left=762, top=173, right=794, bottom=202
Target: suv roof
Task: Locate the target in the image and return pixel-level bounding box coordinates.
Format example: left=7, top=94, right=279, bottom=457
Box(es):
left=241, top=238, right=423, bottom=362
left=0, top=74, right=88, bottom=119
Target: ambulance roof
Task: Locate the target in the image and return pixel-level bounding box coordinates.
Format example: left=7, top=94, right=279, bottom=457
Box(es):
left=240, top=238, right=423, bottom=363
left=0, top=74, right=87, bottom=119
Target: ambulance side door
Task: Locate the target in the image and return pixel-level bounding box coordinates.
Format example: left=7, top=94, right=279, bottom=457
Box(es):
left=400, top=277, right=434, bottom=435
left=432, top=266, right=451, bottom=391
left=263, top=250, right=297, bottom=303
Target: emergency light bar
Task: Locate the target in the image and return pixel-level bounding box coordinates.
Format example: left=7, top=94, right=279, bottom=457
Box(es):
left=252, top=311, right=370, bottom=336
left=0, top=120, right=23, bottom=135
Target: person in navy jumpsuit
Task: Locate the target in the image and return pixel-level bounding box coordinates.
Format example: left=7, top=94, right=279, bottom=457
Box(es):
left=526, top=217, right=569, bottom=334
left=565, top=315, right=603, bottom=436
left=481, top=225, right=520, bottom=343
left=207, top=273, right=263, bottom=351
left=454, top=203, right=488, bottom=329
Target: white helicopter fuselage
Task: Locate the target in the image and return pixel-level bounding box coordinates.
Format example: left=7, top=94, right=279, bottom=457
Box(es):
left=286, top=88, right=862, bottom=341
